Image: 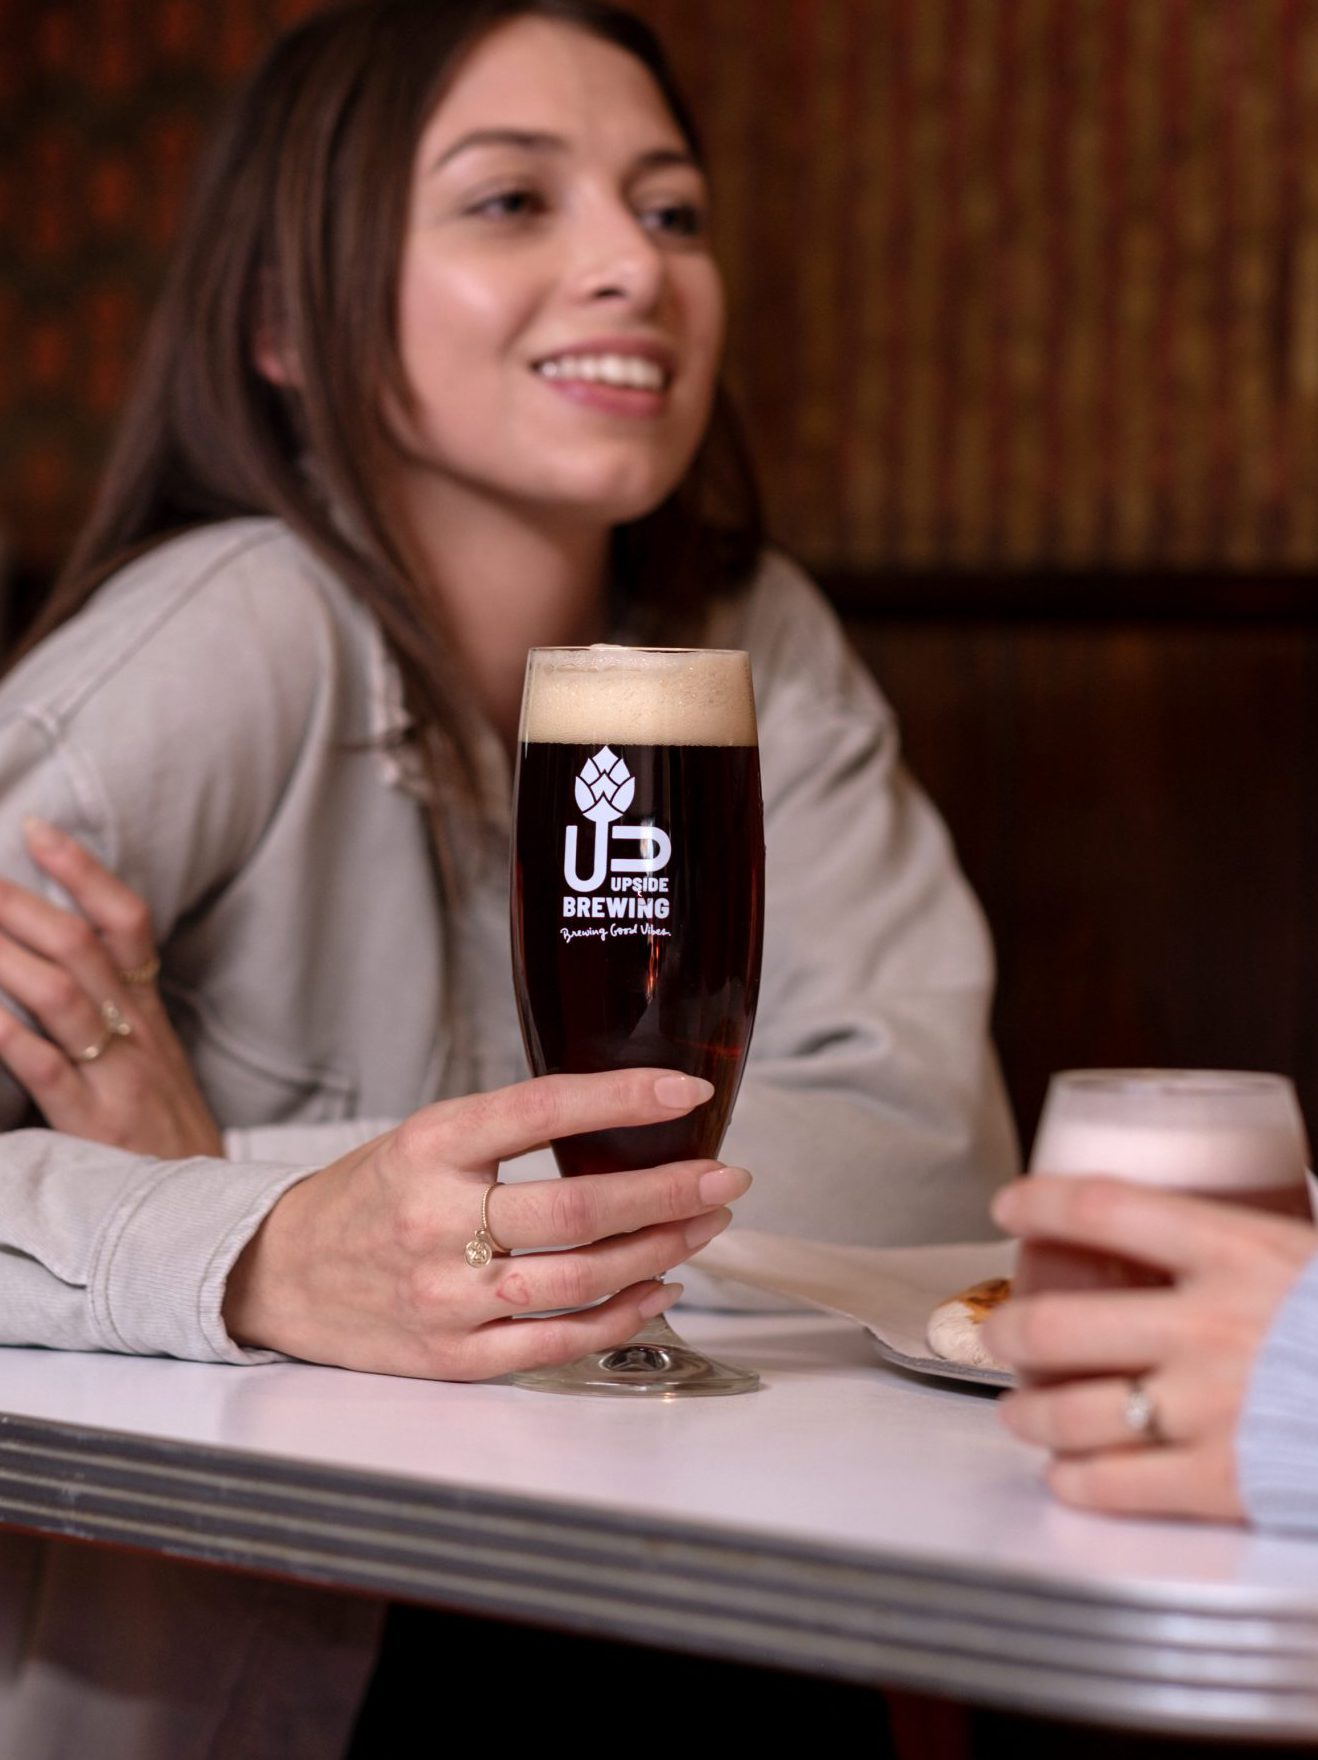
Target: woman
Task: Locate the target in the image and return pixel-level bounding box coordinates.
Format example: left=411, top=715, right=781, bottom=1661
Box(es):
left=0, top=0, right=1014, bottom=1370
left=0, top=2, right=1015, bottom=1751
left=985, top=1175, right=1318, bottom=1532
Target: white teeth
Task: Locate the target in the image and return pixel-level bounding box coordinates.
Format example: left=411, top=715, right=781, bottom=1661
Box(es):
left=536, top=353, right=667, bottom=391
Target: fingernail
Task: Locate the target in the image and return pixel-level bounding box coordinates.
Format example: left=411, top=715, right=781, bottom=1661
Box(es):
left=991, top=1183, right=1022, bottom=1226
left=684, top=1207, right=731, bottom=1249
left=22, top=816, right=62, bottom=847
left=654, top=1074, right=715, bottom=1109
left=699, top=1164, right=751, bottom=1204
left=639, top=1281, right=683, bottom=1318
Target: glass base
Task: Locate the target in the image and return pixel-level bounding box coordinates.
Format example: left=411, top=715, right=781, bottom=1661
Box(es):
left=510, top=1315, right=761, bottom=1398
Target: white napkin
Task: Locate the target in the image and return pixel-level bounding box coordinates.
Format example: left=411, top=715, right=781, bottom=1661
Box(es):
left=693, top=1229, right=1017, bottom=1387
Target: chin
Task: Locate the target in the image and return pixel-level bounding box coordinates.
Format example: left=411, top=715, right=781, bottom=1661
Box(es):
left=547, top=456, right=695, bottom=525
left=594, top=486, right=680, bottom=526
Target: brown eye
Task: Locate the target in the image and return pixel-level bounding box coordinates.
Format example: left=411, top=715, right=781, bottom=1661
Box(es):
left=642, top=200, right=707, bottom=241
left=470, top=187, right=545, bottom=221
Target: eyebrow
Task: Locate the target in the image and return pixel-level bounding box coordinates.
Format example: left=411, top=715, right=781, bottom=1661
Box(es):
left=429, top=128, right=700, bottom=176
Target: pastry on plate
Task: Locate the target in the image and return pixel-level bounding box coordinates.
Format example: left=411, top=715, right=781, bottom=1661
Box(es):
left=926, top=1277, right=1013, bottom=1372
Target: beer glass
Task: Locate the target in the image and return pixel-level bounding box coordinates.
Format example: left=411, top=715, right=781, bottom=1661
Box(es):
left=510, top=645, right=765, bottom=1396
left=1016, top=1069, right=1313, bottom=1298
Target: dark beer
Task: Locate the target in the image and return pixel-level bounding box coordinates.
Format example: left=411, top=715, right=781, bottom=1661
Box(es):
left=511, top=651, right=764, bottom=1178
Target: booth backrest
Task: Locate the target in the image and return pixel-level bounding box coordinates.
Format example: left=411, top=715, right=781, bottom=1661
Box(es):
left=841, top=592, right=1318, bottom=1150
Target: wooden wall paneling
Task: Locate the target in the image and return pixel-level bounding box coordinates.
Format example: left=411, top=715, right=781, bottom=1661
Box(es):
left=5, top=0, right=1318, bottom=576
left=1293, top=631, right=1318, bottom=1126
left=848, top=616, right=1318, bottom=1148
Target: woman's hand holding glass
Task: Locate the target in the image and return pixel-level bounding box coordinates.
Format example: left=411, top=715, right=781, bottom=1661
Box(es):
left=221, top=1071, right=749, bottom=1379
left=0, top=818, right=222, bottom=1159
left=985, top=1175, right=1318, bottom=1522
left=0, top=828, right=749, bottom=1381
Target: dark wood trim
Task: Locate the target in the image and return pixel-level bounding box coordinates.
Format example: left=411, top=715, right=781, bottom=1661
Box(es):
left=11, top=563, right=1318, bottom=641
left=820, top=570, right=1318, bottom=624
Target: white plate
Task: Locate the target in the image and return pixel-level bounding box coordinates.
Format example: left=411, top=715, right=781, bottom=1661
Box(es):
left=862, top=1327, right=1012, bottom=1390
left=692, top=1230, right=1017, bottom=1390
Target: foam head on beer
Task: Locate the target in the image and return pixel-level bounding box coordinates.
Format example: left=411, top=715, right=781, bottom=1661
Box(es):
left=1029, top=1069, right=1311, bottom=1207
left=519, top=645, right=758, bottom=747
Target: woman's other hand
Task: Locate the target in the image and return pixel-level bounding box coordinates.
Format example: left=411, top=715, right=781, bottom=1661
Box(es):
left=984, top=1175, right=1318, bottom=1522
left=223, top=1069, right=751, bottom=1380
left=0, top=818, right=223, bottom=1158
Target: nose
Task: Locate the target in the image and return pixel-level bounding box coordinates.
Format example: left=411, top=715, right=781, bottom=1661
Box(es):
left=569, top=194, right=666, bottom=313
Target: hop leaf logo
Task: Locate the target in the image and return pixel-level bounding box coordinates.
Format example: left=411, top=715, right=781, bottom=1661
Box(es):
left=574, top=746, right=635, bottom=824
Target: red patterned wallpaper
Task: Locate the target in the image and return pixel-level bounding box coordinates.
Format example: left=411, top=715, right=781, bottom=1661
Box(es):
left=2, top=0, right=1316, bottom=576
left=0, top=0, right=327, bottom=567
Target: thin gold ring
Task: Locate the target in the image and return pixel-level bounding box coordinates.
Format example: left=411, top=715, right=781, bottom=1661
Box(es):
left=73, top=999, right=134, bottom=1065
left=463, top=1181, right=510, bottom=1268
left=117, top=954, right=161, bottom=987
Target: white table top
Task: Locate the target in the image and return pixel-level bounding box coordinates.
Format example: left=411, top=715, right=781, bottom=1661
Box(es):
left=0, top=1311, right=1315, bottom=1736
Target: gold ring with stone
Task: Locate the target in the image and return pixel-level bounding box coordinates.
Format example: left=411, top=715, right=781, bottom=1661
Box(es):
left=464, top=1181, right=510, bottom=1268
left=1122, top=1376, right=1167, bottom=1447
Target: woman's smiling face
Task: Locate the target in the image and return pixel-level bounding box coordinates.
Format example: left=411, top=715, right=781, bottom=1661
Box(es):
left=391, top=15, right=726, bottom=529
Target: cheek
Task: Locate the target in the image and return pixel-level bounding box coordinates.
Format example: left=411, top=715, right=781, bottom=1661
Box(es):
left=688, top=262, right=726, bottom=360
left=674, top=262, right=726, bottom=413
left=396, top=252, right=541, bottom=404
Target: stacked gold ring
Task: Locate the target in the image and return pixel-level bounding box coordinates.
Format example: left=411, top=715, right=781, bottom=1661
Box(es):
left=74, top=999, right=134, bottom=1065
left=118, top=954, right=161, bottom=987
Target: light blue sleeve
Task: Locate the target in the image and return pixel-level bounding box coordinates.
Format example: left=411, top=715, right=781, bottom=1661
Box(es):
left=1236, top=1251, right=1318, bottom=1533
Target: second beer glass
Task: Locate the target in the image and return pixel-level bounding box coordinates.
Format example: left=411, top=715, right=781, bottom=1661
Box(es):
left=1016, top=1069, right=1313, bottom=1299
left=510, top=644, right=765, bottom=1396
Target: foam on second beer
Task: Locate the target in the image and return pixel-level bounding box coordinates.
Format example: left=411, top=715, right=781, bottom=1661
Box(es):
left=1030, top=1070, right=1308, bottom=1192
left=520, top=646, right=757, bottom=747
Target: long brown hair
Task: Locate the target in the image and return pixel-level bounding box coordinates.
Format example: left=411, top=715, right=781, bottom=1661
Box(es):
left=16, top=0, right=763, bottom=829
